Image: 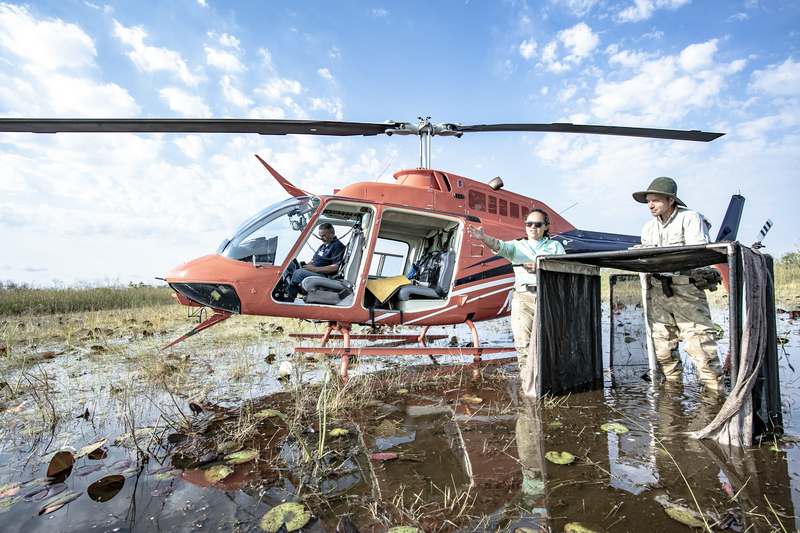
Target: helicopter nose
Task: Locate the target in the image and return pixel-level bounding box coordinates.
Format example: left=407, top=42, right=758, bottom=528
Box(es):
left=169, top=282, right=241, bottom=313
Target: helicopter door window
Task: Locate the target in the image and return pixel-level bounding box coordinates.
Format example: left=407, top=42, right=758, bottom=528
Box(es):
left=499, top=199, right=508, bottom=217
left=368, top=238, right=409, bottom=278
left=488, top=196, right=497, bottom=215
left=468, top=190, right=486, bottom=212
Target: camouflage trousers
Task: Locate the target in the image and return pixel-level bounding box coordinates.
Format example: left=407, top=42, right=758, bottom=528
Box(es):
left=647, top=276, right=723, bottom=389
left=511, top=290, right=537, bottom=370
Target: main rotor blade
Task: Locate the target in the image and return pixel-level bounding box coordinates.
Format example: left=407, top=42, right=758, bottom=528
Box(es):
left=452, top=123, right=724, bottom=142
left=0, top=118, right=395, bottom=136
left=0, top=118, right=725, bottom=141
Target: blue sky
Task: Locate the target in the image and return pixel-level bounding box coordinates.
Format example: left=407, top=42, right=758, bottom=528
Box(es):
left=0, top=0, right=798, bottom=286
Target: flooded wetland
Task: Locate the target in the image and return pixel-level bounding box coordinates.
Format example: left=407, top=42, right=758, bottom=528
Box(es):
left=1, top=288, right=799, bottom=533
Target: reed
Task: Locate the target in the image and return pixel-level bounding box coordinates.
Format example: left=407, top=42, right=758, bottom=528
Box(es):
left=0, top=280, right=174, bottom=316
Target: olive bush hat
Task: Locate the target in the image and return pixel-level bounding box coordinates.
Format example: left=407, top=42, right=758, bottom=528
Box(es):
left=632, top=176, right=686, bottom=207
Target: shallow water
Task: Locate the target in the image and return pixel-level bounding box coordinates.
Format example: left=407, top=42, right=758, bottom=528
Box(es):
left=0, top=302, right=799, bottom=532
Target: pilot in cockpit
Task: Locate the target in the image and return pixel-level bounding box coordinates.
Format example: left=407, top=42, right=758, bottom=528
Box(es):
left=286, top=222, right=346, bottom=300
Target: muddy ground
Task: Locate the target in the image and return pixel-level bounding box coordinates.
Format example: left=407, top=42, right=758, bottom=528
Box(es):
left=0, top=295, right=799, bottom=533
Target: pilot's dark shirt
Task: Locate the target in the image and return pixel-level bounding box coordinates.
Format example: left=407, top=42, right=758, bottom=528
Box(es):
left=311, top=238, right=346, bottom=268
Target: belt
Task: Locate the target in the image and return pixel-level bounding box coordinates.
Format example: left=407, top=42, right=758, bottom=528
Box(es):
left=651, top=273, right=694, bottom=298
left=515, top=285, right=537, bottom=293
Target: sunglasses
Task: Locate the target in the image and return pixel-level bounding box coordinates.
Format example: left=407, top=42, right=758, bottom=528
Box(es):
left=525, top=221, right=545, bottom=228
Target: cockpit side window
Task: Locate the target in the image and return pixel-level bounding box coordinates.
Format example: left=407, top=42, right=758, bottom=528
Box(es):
left=219, top=196, right=321, bottom=265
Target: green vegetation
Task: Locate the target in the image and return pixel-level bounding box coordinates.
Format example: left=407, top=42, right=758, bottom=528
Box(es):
left=774, top=249, right=800, bottom=300
left=0, top=281, right=174, bottom=316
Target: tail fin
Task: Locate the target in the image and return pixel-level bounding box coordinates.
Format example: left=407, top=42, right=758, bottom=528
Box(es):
left=714, top=193, right=745, bottom=242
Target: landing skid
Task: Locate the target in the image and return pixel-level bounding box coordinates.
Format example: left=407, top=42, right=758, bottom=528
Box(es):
left=293, top=320, right=516, bottom=379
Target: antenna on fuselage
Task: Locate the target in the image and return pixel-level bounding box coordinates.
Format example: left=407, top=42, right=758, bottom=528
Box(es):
left=560, top=202, right=578, bottom=215
left=374, top=146, right=403, bottom=182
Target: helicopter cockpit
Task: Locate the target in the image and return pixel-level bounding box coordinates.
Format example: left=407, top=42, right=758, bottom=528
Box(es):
left=216, top=196, right=321, bottom=266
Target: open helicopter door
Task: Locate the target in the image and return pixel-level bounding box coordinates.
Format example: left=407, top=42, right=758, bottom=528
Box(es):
left=362, top=208, right=461, bottom=315
left=276, top=200, right=375, bottom=307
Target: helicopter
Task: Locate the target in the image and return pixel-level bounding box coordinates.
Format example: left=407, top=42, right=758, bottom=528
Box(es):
left=0, top=117, right=735, bottom=377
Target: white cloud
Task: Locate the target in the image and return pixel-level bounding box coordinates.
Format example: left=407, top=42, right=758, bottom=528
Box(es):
left=113, top=20, right=205, bottom=85
left=196, top=0, right=208, bottom=7
left=158, top=87, right=211, bottom=116
left=679, top=39, right=718, bottom=73
left=553, top=0, right=599, bottom=16
left=539, top=23, right=599, bottom=73
left=560, top=22, right=600, bottom=60
left=173, top=135, right=205, bottom=159
left=541, top=41, right=570, bottom=73
left=373, top=8, right=388, bottom=17
left=208, top=31, right=241, bottom=49
left=558, top=84, right=578, bottom=102
left=318, top=68, right=333, bottom=81
left=249, top=106, right=286, bottom=119
left=328, top=46, right=341, bottom=60
left=609, top=49, right=655, bottom=68
left=520, top=39, right=537, bottom=60
left=728, top=12, right=748, bottom=21
left=34, top=72, right=140, bottom=116
left=84, top=2, right=99, bottom=9
left=310, top=97, right=343, bottom=120
left=258, top=48, right=273, bottom=67
left=0, top=4, right=96, bottom=70
left=255, top=77, right=303, bottom=100
left=617, top=0, right=691, bottom=23
left=748, top=58, right=800, bottom=96
left=221, top=75, right=254, bottom=107
left=592, top=42, right=746, bottom=125
left=205, top=46, right=245, bottom=72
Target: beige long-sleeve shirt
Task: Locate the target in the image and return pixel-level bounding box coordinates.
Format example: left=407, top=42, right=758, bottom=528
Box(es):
left=641, top=206, right=712, bottom=247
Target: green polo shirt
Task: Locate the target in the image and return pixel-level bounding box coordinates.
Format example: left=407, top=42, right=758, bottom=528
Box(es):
left=494, top=237, right=566, bottom=289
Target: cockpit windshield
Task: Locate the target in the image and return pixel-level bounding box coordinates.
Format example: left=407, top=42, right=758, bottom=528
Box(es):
left=217, top=196, right=321, bottom=265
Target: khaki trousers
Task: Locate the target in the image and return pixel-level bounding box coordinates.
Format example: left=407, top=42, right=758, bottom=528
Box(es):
left=511, top=290, right=537, bottom=369
left=646, top=276, right=723, bottom=388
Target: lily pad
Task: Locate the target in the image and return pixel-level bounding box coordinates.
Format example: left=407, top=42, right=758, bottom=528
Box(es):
left=664, top=507, right=705, bottom=528
left=46, top=451, right=75, bottom=478
left=154, top=469, right=181, bottom=481
left=226, top=449, right=259, bottom=465
left=545, top=451, right=576, bottom=465
left=564, top=523, right=608, bottom=533
left=600, top=422, right=629, bottom=434
left=75, top=439, right=107, bottom=459
left=87, top=475, right=125, bottom=502
left=204, top=465, right=234, bottom=484
left=329, top=428, right=349, bottom=437
left=217, top=441, right=242, bottom=453
left=369, top=453, right=398, bottom=461
left=461, top=396, right=483, bottom=404
left=260, top=502, right=312, bottom=532
left=38, top=490, right=81, bottom=515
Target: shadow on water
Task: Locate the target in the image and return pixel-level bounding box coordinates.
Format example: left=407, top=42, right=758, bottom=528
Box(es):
left=1, top=309, right=799, bottom=532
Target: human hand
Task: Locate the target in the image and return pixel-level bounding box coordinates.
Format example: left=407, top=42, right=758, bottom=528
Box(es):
left=467, top=225, right=485, bottom=240
left=521, top=262, right=537, bottom=274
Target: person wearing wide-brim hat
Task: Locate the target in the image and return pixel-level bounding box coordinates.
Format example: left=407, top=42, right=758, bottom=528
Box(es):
left=634, top=177, right=724, bottom=392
